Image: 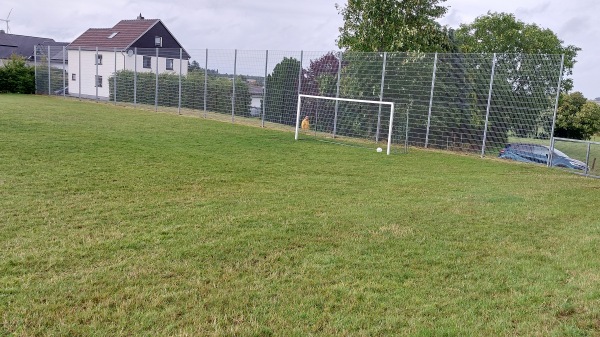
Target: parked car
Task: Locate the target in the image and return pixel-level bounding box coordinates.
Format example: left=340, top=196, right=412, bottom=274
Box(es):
left=498, top=143, right=588, bottom=170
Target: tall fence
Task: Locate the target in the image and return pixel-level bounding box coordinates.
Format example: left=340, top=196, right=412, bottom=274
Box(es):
left=35, top=46, right=564, bottom=157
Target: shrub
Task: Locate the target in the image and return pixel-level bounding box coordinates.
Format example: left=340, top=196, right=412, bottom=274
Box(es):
left=0, top=55, right=35, bottom=94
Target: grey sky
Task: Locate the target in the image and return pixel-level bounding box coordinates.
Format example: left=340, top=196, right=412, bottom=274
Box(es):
left=3, top=0, right=597, bottom=98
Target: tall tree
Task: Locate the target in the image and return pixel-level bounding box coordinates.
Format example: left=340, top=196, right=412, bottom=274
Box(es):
left=555, top=92, right=600, bottom=140
left=455, top=12, right=580, bottom=92
left=302, top=52, right=341, bottom=97
left=264, top=57, right=302, bottom=126
left=453, top=12, right=579, bottom=142
left=336, top=0, right=451, bottom=52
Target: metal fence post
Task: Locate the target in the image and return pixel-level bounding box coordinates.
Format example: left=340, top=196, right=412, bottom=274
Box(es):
left=548, top=54, right=565, bottom=167
left=47, top=45, right=51, bottom=96
left=95, top=47, right=99, bottom=101
left=204, top=48, right=208, bottom=117
left=333, top=51, right=342, bottom=138
left=481, top=53, right=497, bottom=158
left=387, top=103, right=395, bottom=155
left=298, top=50, right=303, bottom=96
left=78, top=47, right=81, bottom=100
left=405, top=99, right=410, bottom=153
left=425, top=53, right=438, bottom=148
left=262, top=49, right=268, bottom=127
left=34, top=46, right=37, bottom=94
left=62, top=46, right=66, bottom=98
left=232, top=49, right=237, bottom=123
left=134, top=47, right=137, bottom=107
left=155, top=48, right=159, bottom=111
left=113, top=47, right=117, bottom=104
left=178, top=48, right=182, bottom=115
left=376, top=52, right=387, bottom=142
left=585, top=142, right=591, bottom=176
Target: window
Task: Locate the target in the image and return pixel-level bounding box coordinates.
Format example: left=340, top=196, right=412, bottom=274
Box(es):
left=72, top=73, right=76, bottom=81
left=108, top=32, right=118, bottom=39
left=95, top=75, right=103, bottom=88
left=143, top=56, right=152, bottom=69
left=95, top=54, right=103, bottom=65
left=166, top=58, right=174, bottom=70
left=155, top=36, right=162, bottom=47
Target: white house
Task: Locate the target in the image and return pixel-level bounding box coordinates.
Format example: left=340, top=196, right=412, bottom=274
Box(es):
left=67, top=15, right=190, bottom=99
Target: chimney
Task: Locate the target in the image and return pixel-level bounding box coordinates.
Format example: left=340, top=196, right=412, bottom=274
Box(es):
left=137, top=13, right=144, bottom=20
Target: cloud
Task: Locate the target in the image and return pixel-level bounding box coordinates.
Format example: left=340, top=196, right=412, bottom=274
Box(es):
left=514, top=2, right=551, bottom=18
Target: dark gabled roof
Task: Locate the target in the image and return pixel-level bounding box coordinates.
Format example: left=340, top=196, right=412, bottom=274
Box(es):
left=249, top=85, right=264, bottom=96
left=0, top=31, right=64, bottom=60
left=43, top=42, right=69, bottom=61
left=67, top=18, right=190, bottom=59
left=68, top=19, right=160, bottom=50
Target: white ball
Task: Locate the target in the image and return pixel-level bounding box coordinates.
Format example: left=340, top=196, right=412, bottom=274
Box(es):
left=376, top=147, right=383, bottom=153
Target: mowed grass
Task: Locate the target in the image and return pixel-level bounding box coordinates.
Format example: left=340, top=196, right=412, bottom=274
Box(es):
left=1, top=95, right=600, bottom=336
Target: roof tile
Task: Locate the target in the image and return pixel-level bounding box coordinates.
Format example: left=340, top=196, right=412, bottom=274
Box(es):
left=68, top=19, right=159, bottom=50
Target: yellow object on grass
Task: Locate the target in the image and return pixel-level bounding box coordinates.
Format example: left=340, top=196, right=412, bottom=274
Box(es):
left=301, top=116, right=310, bottom=130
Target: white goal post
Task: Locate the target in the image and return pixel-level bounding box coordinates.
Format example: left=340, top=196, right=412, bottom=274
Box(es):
left=295, top=94, right=395, bottom=155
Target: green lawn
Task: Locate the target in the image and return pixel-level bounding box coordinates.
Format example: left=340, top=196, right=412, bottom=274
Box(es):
left=1, top=94, right=600, bottom=336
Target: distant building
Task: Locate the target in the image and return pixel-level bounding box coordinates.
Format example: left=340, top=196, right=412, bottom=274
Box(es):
left=248, top=83, right=264, bottom=116
left=0, top=30, right=67, bottom=68
left=67, top=15, right=190, bottom=99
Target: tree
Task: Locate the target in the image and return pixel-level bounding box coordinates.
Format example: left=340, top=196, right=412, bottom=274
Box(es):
left=336, top=0, right=451, bottom=52
left=264, top=57, right=302, bottom=125
left=302, top=52, right=341, bottom=97
left=555, top=92, right=600, bottom=140
left=298, top=52, right=344, bottom=132
left=188, top=60, right=202, bottom=72
left=452, top=12, right=580, bottom=144
left=0, top=55, right=35, bottom=94
left=455, top=12, right=580, bottom=92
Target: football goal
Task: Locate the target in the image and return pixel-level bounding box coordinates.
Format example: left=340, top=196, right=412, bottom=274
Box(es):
left=295, top=94, right=396, bottom=155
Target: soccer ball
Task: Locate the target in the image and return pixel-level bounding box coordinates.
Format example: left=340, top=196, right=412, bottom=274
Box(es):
left=376, top=147, right=383, bottom=153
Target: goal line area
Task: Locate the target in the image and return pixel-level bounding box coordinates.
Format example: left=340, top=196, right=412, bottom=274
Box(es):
left=295, top=94, right=395, bottom=155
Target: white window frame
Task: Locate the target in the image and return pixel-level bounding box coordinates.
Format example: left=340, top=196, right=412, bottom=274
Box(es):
left=95, top=75, right=103, bottom=88
left=72, top=73, right=76, bottom=81
left=155, top=36, right=162, bottom=47
left=166, top=58, right=174, bottom=70
left=95, top=54, right=103, bottom=65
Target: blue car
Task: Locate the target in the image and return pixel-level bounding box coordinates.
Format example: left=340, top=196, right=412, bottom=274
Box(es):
left=498, top=143, right=588, bottom=170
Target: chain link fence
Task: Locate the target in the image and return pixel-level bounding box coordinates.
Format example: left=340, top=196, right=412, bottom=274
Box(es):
left=34, top=45, right=68, bottom=96
left=552, top=138, right=600, bottom=178
left=35, top=46, right=567, bottom=159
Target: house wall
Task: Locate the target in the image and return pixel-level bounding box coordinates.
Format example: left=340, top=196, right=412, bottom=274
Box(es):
left=123, top=53, right=188, bottom=76
left=68, top=49, right=126, bottom=99
left=250, top=96, right=262, bottom=117
left=68, top=49, right=188, bottom=99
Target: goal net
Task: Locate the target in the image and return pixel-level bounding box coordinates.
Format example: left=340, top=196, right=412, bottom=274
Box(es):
left=295, top=94, right=396, bottom=155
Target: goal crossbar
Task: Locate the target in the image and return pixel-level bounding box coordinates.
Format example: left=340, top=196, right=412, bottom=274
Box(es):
left=295, top=94, right=395, bottom=155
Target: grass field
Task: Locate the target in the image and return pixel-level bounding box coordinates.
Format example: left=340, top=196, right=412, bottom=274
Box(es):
left=1, top=94, right=600, bottom=336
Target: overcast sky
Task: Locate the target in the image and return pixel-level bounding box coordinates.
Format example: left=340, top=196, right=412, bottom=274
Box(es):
left=3, top=0, right=598, bottom=98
